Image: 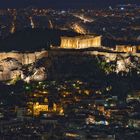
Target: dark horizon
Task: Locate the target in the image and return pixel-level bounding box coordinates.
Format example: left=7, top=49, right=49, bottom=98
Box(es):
left=0, top=0, right=140, bottom=8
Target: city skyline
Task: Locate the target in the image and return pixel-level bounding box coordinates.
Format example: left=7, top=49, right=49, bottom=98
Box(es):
left=0, top=0, right=140, bottom=8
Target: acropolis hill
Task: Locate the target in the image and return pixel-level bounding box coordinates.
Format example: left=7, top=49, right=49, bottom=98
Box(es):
left=0, top=29, right=140, bottom=82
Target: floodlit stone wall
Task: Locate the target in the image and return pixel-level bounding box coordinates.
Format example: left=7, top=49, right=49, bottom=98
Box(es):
left=0, top=50, right=48, bottom=65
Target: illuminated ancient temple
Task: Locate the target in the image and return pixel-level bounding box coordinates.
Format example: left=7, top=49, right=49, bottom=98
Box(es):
left=60, top=35, right=102, bottom=49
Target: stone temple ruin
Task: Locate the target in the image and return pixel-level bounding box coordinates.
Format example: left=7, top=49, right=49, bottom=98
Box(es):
left=60, top=35, right=102, bottom=49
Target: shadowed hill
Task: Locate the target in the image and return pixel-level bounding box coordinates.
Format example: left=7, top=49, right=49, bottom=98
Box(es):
left=0, top=28, right=79, bottom=52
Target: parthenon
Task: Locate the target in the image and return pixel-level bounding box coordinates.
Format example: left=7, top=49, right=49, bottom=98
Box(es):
left=60, top=35, right=102, bottom=49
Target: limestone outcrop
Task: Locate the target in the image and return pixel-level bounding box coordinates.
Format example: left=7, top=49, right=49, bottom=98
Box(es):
left=0, top=49, right=140, bottom=82
left=0, top=50, right=48, bottom=81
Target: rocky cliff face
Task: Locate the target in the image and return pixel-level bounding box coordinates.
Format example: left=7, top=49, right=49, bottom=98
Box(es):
left=48, top=50, right=140, bottom=79
left=0, top=51, right=48, bottom=82
left=0, top=49, right=140, bottom=82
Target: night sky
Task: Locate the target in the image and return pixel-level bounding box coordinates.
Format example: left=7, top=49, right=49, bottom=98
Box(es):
left=0, top=0, right=140, bottom=8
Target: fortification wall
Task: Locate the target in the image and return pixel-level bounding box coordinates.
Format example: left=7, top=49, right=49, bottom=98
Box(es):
left=0, top=53, right=22, bottom=63
left=0, top=50, right=48, bottom=64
